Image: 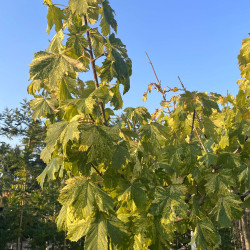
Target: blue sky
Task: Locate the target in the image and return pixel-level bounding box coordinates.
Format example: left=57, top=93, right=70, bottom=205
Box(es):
left=0, top=0, right=249, bottom=113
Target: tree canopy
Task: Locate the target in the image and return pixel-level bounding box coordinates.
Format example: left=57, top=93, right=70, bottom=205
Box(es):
left=9, top=0, right=250, bottom=249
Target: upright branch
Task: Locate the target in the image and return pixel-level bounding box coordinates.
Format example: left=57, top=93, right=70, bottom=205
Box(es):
left=145, top=52, right=171, bottom=113
left=90, top=163, right=104, bottom=179
left=84, top=15, right=108, bottom=126
left=189, top=109, right=196, bottom=143
left=194, top=126, right=207, bottom=152
left=178, top=76, right=187, bottom=91
left=145, top=52, right=161, bottom=87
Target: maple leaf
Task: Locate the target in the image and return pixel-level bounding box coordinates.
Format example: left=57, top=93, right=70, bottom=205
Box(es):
left=80, top=125, right=114, bottom=162
left=48, top=30, right=64, bottom=53
left=29, top=52, right=87, bottom=86
left=210, top=194, right=242, bottom=227
left=44, top=116, right=80, bottom=154
left=150, top=185, right=188, bottom=221
left=118, top=182, right=147, bottom=210
left=30, top=97, right=58, bottom=120
left=205, top=169, right=235, bottom=195
left=46, top=5, right=64, bottom=34
left=100, top=0, right=117, bottom=36
left=191, top=220, right=219, bottom=249
left=59, top=176, right=114, bottom=218
left=37, top=157, right=63, bottom=188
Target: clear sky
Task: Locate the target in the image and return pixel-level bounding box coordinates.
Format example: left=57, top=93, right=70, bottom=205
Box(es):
left=0, top=0, right=250, bottom=113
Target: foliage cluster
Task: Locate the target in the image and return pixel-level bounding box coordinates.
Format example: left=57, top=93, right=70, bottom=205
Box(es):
left=26, top=0, right=250, bottom=249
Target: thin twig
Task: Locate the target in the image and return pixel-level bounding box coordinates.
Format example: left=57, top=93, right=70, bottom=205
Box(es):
left=194, top=126, right=207, bottom=152
left=77, top=54, right=91, bottom=61
left=89, top=114, right=95, bottom=123
left=189, top=109, right=196, bottom=143
left=92, top=53, right=105, bottom=62
left=145, top=52, right=171, bottom=114
left=77, top=53, right=104, bottom=62
left=54, top=3, right=68, bottom=8
left=91, top=163, right=104, bottom=179
left=145, top=52, right=161, bottom=86
left=173, top=95, right=176, bottom=111
left=178, top=76, right=187, bottom=91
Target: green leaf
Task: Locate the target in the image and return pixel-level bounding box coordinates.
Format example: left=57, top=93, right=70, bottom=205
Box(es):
left=191, top=220, right=218, bottom=249
left=238, top=165, right=250, bottom=188
left=45, top=117, right=80, bottom=153
left=46, top=5, right=64, bottom=34
left=100, top=0, right=117, bottom=36
left=59, top=77, right=78, bottom=101
left=69, top=0, right=88, bottom=15
left=92, top=85, right=112, bottom=103
left=106, top=214, right=128, bottom=246
left=150, top=185, right=188, bottom=221
left=200, top=153, right=217, bottom=167
left=90, top=29, right=105, bottom=56
left=27, top=80, right=44, bottom=95
left=219, top=134, right=229, bottom=149
left=100, top=34, right=132, bottom=94
left=205, top=170, right=235, bottom=195
left=210, top=194, right=242, bottom=227
left=66, top=33, right=89, bottom=57
left=110, top=84, right=123, bottom=110
left=69, top=0, right=100, bottom=16
left=85, top=212, right=108, bottom=250
left=112, top=144, right=129, bottom=170
left=37, top=157, right=63, bottom=188
left=40, top=146, right=52, bottom=164
left=59, top=176, right=114, bottom=218
left=190, top=196, right=204, bottom=222
left=29, top=51, right=87, bottom=86
left=200, top=96, right=219, bottom=116
left=118, top=182, right=147, bottom=210
left=67, top=219, right=90, bottom=241
left=80, top=125, right=113, bottom=162
left=30, top=97, right=58, bottom=119
left=48, top=30, right=64, bottom=53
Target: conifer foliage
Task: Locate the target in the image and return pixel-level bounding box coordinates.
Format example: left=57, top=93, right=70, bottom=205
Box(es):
left=28, top=1, right=249, bottom=249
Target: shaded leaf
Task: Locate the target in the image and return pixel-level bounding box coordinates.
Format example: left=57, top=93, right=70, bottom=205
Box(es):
left=210, top=194, right=242, bottom=227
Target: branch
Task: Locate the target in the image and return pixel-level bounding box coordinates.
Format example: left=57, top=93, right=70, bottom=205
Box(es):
left=92, top=53, right=105, bottom=62
left=232, top=188, right=250, bottom=201
left=240, top=190, right=250, bottom=200
left=233, top=136, right=248, bottom=154
left=54, top=4, right=68, bottom=8
left=84, top=15, right=108, bottom=126
left=189, top=109, right=196, bottom=143
left=178, top=76, right=187, bottom=91
left=145, top=52, right=172, bottom=114
left=91, top=163, right=104, bottom=179
left=89, top=114, right=95, bottom=123
left=194, top=126, right=207, bottom=152
left=77, top=52, right=104, bottom=62
left=77, top=54, right=91, bottom=61
left=145, top=52, right=161, bottom=87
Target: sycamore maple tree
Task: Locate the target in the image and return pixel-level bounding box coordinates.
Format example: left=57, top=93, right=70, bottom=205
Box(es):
left=27, top=0, right=250, bottom=249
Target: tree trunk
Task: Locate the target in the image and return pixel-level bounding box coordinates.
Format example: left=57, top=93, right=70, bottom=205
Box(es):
left=239, top=220, right=245, bottom=250
left=64, top=232, right=67, bottom=250
left=17, top=204, right=23, bottom=250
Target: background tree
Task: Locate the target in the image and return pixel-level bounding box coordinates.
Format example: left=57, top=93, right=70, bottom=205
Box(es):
left=0, top=101, right=71, bottom=249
